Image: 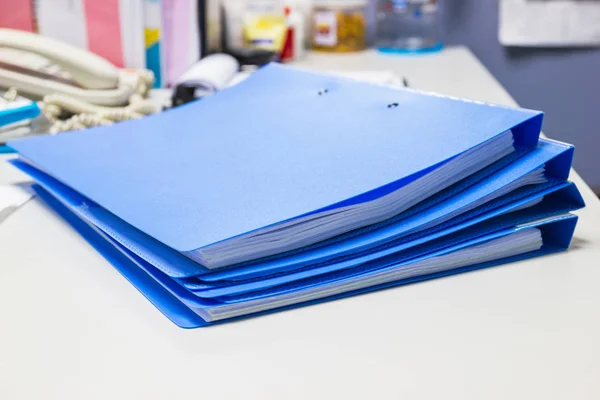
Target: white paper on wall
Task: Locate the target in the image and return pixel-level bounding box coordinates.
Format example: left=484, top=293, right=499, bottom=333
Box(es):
left=499, top=0, right=600, bottom=47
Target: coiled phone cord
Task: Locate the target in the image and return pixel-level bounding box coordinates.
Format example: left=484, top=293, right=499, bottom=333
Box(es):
left=40, top=69, right=158, bottom=133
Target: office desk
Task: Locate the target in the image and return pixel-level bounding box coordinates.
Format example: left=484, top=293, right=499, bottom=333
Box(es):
left=1, top=47, right=599, bottom=400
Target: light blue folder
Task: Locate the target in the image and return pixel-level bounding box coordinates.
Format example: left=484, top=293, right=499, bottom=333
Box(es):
left=14, top=140, right=584, bottom=309
left=23, top=156, right=584, bottom=298
left=8, top=63, right=544, bottom=272
left=10, top=138, right=575, bottom=285
left=187, top=138, right=576, bottom=283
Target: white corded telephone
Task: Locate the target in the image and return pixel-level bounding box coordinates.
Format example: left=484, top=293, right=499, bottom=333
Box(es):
left=0, top=28, right=157, bottom=132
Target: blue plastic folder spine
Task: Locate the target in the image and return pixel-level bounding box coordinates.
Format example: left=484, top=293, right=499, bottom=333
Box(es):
left=510, top=110, right=543, bottom=149
left=543, top=139, right=575, bottom=181
left=550, top=181, right=585, bottom=208
left=520, top=213, right=578, bottom=249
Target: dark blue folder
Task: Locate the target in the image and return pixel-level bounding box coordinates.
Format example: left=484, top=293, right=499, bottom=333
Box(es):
left=33, top=184, right=579, bottom=328
left=17, top=135, right=583, bottom=327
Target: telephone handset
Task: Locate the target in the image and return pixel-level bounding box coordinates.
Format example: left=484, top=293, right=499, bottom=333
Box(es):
left=0, top=29, right=157, bottom=132
left=0, top=28, right=151, bottom=106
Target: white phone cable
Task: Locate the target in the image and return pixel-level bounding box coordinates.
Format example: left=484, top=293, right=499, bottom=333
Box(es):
left=40, top=69, right=158, bottom=133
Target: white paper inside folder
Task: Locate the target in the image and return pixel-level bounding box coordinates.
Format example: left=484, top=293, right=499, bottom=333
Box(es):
left=199, top=228, right=544, bottom=321
left=190, top=130, right=517, bottom=269
left=412, top=166, right=547, bottom=234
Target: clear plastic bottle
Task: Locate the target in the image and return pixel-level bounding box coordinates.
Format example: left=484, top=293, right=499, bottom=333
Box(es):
left=375, top=0, right=442, bottom=53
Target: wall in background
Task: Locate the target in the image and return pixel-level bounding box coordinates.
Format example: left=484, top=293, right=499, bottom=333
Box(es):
left=440, top=0, right=600, bottom=191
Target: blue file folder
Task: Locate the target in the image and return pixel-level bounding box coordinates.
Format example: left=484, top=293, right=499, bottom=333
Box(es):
left=7, top=65, right=584, bottom=328
left=8, top=63, right=544, bottom=271
left=26, top=161, right=584, bottom=298
left=9, top=138, right=580, bottom=287
left=32, top=184, right=580, bottom=328
left=188, top=138, right=577, bottom=283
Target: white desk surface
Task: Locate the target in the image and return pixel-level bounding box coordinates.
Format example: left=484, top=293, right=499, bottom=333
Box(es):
left=1, top=47, right=599, bottom=400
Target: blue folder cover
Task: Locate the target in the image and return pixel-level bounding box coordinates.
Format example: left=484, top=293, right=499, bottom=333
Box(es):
left=15, top=156, right=585, bottom=296
left=181, top=181, right=584, bottom=297
left=192, top=138, right=576, bottom=282
left=33, top=182, right=578, bottom=328
left=10, top=138, right=577, bottom=284
left=23, top=142, right=582, bottom=293
left=8, top=64, right=543, bottom=259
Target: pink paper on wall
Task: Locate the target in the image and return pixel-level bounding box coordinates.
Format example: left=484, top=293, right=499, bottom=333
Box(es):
left=0, top=0, right=34, bottom=31
left=162, top=0, right=176, bottom=85
left=83, top=0, right=124, bottom=67
left=163, top=0, right=199, bottom=86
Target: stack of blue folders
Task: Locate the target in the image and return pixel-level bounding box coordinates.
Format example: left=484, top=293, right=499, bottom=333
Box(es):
left=8, top=64, right=585, bottom=328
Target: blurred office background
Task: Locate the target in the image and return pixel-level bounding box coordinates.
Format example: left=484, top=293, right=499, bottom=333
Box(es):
left=440, top=0, right=600, bottom=193
left=1, top=0, right=598, bottom=191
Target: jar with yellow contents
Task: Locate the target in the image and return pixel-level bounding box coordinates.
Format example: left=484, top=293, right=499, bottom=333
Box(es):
left=311, top=0, right=367, bottom=52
